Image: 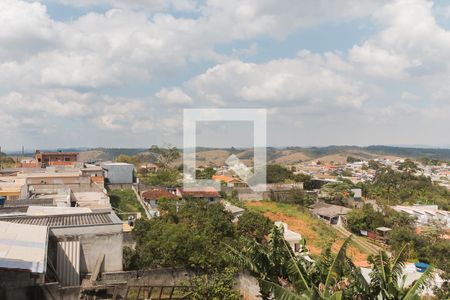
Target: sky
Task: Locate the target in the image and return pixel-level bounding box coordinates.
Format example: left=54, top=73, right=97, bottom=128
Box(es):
left=1, top=0, right=450, bottom=150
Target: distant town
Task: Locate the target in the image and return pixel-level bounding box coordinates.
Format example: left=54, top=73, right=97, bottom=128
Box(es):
left=0, top=147, right=448, bottom=299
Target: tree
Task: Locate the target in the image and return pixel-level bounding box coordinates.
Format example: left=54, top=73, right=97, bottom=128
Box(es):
left=368, top=245, right=434, bottom=300
left=141, top=168, right=180, bottom=187
left=237, top=211, right=273, bottom=243
left=228, top=233, right=363, bottom=299
left=131, top=200, right=236, bottom=271
left=295, top=173, right=313, bottom=190
left=372, top=167, right=400, bottom=205
left=229, top=232, right=433, bottom=300
left=346, top=204, right=385, bottom=233
left=368, top=160, right=382, bottom=171
left=287, top=188, right=316, bottom=206
left=397, top=159, right=418, bottom=175
left=266, top=164, right=295, bottom=183
left=187, top=267, right=242, bottom=300
left=196, top=167, right=216, bottom=179
left=320, top=181, right=353, bottom=205
left=346, top=156, right=361, bottom=163
left=115, top=154, right=140, bottom=165
left=123, top=246, right=140, bottom=270
left=149, top=145, right=180, bottom=169
left=0, top=152, right=15, bottom=168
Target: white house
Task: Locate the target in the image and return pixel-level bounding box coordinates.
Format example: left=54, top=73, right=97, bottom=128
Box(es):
left=275, top=221, right=302, bottom=253
left=392, top=205, right=450, bottom=227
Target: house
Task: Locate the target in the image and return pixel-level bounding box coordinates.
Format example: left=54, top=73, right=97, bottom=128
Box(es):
left=351, top=188, right=362, bottom=201
left=80, top=165, right=104, bottom=185
left=176, top=186, right=221, bottom=202
left=141, top=188, right=179, bottom=208
left=263, top=182, right=304, bottom=201
left=35, top=150, right=79, bottom=166
left=0, top=221, right=49, bottom=299
left=310, top=202, right=351, bottom=225
left=375, top=227, right=392, bottom=241
left=0, top=211, right=123, bottom=287
left=0, top=178, right=26, bottom=201
left=222, top=201, right=245, bottom=222
left=212, top=175, right=248, bottom=188
left=139, top=163, right=159, bottom=174
left=392, top=205, right=450, bottom=227
left=275, top=221, right=302, bottom=252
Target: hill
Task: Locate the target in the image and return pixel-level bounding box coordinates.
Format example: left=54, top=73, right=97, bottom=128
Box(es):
left=8, top=145, right=448, bottom=166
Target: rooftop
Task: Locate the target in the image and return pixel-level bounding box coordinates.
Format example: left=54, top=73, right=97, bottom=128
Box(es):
left=0, top=212, right=121, bottom=227
left=178, top=187, right=220, bottom=198
left=311, top=202, right=351, bottom=218
left=142, top=188, right=179, bottom=201
left=36, top=151, right=79, bottom=155
left=101, top=162, right=134, bottom=166
left=0, top=221, right=48, bottom=273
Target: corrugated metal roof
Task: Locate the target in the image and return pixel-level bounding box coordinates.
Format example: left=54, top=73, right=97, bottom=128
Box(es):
left=0, top=212, right=119, bottom=227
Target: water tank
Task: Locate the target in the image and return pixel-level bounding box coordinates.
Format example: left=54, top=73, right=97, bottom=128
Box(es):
left=0, top=196, right=6, bottom=206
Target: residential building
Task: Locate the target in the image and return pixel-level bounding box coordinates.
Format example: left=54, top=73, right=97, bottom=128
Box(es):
left=275, top=221, right=302, bottom=252
left=141, top=188, right=179, bottom=209
left=392, top=205, right=450, bottom=227
left=310, top=202, right=351, bottom=225
left=0, top=211, right=123, bottom=287
left=35, top=150, right=79, bottom=166
left=176, top=186, right=221, bottom=202
left=222, top=201, right=245, bottom=222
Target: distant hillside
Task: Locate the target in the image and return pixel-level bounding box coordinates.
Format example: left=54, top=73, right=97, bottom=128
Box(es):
left=7, top=145, right=449, bottom=166
left=366, top=145, right=450, bottom=160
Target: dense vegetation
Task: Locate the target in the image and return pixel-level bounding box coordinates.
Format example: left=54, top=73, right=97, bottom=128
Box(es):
left=362, top=166, right=450, bottom=210
left=124, top=198, right=437, bottom=299
left=229, top=227, right=433, bottom=300
left=346, top=204, right=450, bottom=277
left=266, top=164, right=313, bottom=188
left=0, top=152, right=15, bottom=167
left=125, top=200, right=273, bottom=271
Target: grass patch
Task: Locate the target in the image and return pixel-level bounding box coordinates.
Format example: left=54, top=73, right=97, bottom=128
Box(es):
left=245, top=201, right=337, bottom=248
left=244, top=201, right=371, bottom=265
left=109, top=189, right=146, bottom=220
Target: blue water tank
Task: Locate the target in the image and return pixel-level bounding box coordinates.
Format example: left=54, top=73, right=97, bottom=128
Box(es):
left=415, top=262, right=430, bottom=273
left=0, top=196, right=6, bottom=206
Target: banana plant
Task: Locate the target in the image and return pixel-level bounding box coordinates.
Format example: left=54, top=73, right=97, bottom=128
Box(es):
left=368, top=244, right=434, bottom=300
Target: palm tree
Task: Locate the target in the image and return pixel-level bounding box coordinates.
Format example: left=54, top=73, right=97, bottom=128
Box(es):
left=226, top=226, right=293, bottom=299
left=227, top=226, right=360, bottom=299
left=228, top=229, right=434, bottom=300
left=368, top=244, right=434, bottom=300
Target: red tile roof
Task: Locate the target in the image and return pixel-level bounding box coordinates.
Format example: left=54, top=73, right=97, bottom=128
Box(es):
left=178, top=187, right=220, bottom=198
left=142, top=188, right=179, bottom=201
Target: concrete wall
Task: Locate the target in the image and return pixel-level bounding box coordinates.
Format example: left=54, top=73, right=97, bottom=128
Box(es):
left=0, top=271, right=45, bottom=300
left=51, top=224, right=123, bottom=274
left=102, top=268, right=193, bottom=285
left=102, top=163, right=134, bottom=184
left=107, top=183, right=135, bottom=190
